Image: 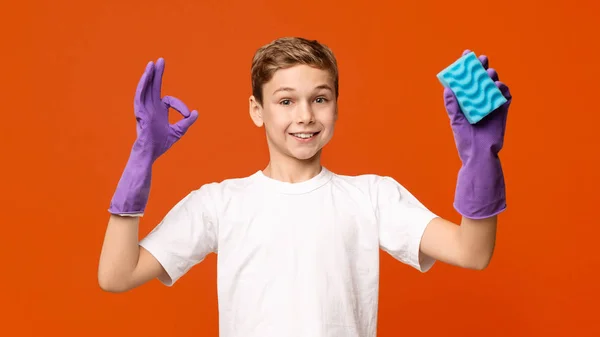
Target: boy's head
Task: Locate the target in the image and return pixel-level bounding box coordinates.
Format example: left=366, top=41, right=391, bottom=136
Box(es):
left=249, top=37, right=339, bottom=163
left=250, top=37, right=339, bottom=107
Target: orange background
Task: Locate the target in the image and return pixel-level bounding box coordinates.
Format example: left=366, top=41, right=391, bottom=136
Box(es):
left=1, top=0, right=599, bottom=336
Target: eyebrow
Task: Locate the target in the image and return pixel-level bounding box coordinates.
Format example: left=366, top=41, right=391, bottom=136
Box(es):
left=272, top=84, right=334, bottom=95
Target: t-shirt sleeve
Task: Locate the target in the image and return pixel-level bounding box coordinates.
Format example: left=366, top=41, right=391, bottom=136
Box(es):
left=375, top=176, right=439, bottom=272
left=139, top=184, right=219, bottom=286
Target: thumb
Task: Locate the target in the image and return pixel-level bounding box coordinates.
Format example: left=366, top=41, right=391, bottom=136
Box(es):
left=172, top=110, right=199, bottom=137
left=443, top=87, right=464, bottom=122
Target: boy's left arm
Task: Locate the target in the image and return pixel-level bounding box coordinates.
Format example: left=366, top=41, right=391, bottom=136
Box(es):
left=420, top=49, right=512, bottom=270
left=420, top=215, right=497, bottom=270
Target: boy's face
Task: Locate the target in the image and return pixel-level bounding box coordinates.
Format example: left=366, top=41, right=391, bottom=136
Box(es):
left=250, top=64, right=338, bottom=162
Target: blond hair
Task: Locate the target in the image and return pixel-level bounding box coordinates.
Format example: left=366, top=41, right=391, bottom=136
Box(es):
left=251, top=37, right=339, bottom=106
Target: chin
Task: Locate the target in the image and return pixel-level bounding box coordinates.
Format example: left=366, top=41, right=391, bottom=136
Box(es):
left=289, top=148, right=322, bottom=161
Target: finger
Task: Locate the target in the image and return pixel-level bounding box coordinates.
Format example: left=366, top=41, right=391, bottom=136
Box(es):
left=134, top=61, right=154, bottom=114
left=478, top=55, right=489, bottom=69
left=142, top=62, right=155, bottom=105
left=152, top=58, right=165, bottom=102
left=487, top=68, right=499, bottom=81
left=496, top=81, right=512, bottom=101
left=462, top=49, right=472, bottom=56
left=162, top=95, right=191, bottom=117
left=172, top=110, right=199, bottom=137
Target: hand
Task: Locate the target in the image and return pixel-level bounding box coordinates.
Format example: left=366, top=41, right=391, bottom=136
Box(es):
left=444, top=49, right=512, bottom=161
left=108, top=58, right=198, bottom=215
left=443, top=50, right=513, bottom=219
left=132, top=58, right=199, bottom=163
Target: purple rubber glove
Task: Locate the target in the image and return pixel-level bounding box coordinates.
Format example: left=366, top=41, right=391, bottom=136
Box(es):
left=443, top=49, right=512, bottom=219
left=108, top=58, right=198, bottom=215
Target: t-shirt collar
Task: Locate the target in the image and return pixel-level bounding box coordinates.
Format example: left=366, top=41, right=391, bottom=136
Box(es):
left=252, top=166, right=333, bottom=194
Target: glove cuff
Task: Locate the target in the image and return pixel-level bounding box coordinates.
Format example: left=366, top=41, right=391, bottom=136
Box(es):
left=108, top=148, right=153, bottom=215
left=454, top=153, right=506, bottom=219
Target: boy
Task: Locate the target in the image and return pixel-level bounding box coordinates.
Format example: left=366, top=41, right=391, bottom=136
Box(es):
left=98, top=37, right=512, bottom=336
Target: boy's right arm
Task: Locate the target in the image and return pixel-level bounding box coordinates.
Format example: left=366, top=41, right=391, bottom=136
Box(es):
left=98, top=58, right=198, bottom=292
left=98, top=215, right=167, bottom=292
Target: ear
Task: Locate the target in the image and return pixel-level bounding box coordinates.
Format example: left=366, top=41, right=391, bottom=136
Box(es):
left=249, top=95, right=264, bottom=127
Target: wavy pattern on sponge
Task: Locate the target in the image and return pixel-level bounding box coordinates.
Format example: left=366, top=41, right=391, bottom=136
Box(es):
left=437, top=52, right=507, bottom=124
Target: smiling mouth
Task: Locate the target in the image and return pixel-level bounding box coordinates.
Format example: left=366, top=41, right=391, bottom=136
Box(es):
left=290, top=132, right=320, bottom=139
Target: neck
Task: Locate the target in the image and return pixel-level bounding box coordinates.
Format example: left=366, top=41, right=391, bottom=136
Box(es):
left=263, top=151, right=323, bottom=183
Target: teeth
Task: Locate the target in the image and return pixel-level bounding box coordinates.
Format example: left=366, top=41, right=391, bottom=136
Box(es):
left=293, top=133, right=315, bottom=139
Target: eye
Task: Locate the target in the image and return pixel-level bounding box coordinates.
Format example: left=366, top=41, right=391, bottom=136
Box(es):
left=315, top=97, right=328, bottom=103
left=279, top=99, right=292, bottom=106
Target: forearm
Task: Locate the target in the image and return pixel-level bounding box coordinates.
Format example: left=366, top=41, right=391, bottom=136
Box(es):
left=98, top=214, right=141, bottom=291
left=458, top=215, right=497, bottom=270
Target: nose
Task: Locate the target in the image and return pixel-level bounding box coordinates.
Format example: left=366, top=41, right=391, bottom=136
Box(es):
left=296, top=102, right=315, bottom=124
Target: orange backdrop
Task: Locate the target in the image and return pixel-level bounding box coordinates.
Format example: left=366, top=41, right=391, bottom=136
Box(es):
left=1, top=0, right=598, bottom=336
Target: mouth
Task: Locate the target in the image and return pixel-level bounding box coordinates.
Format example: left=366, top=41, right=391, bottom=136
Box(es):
left=289, top=131, right=320, bottom=140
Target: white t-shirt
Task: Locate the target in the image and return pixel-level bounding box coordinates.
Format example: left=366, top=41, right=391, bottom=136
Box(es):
left=139, top=167, right=438, bottom=337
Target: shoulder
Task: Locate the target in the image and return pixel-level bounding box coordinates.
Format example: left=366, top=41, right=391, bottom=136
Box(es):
left=197, top=173, right=256, bottom=192
left=329, top=170, right=400, bottom=193
left=327, top=170, right=389, bottom=204
left=189, top=170, right=263, bottom=205
left=328, top=170, right=416, bottom=205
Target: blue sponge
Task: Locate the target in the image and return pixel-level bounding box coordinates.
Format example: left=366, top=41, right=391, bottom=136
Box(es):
left=437, top=51, right=507, bottom=124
